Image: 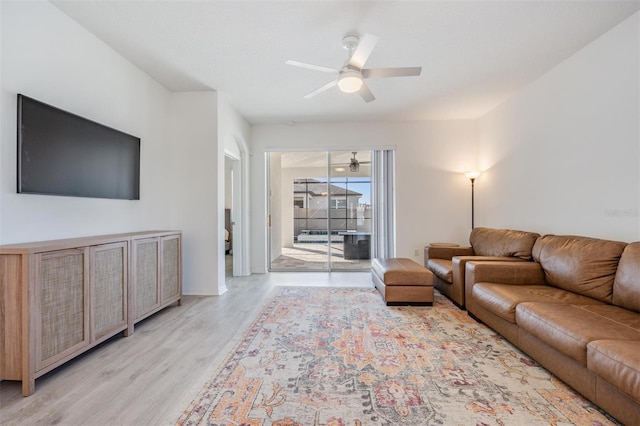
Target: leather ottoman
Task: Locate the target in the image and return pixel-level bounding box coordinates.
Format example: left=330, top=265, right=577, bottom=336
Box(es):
left=372, top=258, right=434, bottom=306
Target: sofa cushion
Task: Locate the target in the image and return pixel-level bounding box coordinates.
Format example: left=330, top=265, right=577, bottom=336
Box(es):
left=426, top=258, right=452, bottom=283
left=469, top=227, right=540, bottom=260
left=516, top=303, right=640, bottom=366
left=587, top=339, right=640, bottom=402
left=473, top=283, right=603, bottom=323
left=532, top=235, right=627, bottom=303
left=613, top=242, right=640, bottom=313
left=576, top=304, right=640, bottom=329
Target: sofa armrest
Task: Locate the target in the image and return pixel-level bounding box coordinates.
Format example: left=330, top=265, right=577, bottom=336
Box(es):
left=424, top=245, right=474, bottom=262
left=452, top=256, right=528, bottom=304
left=464, top=261, right=545, bottom=311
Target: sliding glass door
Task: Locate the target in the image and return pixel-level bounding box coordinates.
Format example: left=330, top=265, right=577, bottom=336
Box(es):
left=328, top=151, right=372, bottom=270
left=268, top=151, right=373, bottom=271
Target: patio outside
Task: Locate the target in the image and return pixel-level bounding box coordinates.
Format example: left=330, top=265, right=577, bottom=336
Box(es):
left=271, top=177, right=372, bottom=271
left=270, top=242, right=371, bottom=271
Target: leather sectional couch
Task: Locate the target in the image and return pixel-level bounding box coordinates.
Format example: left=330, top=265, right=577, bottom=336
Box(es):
left=424, top=227, right=540, bottom=308
left=464, top=234, right=639, bottom=425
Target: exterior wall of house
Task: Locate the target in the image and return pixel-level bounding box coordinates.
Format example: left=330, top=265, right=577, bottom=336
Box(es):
left=477, top=12, right=640, bottom=242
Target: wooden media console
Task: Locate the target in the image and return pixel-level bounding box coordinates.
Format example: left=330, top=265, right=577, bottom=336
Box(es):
left=0, top=230, right=182, bottom=396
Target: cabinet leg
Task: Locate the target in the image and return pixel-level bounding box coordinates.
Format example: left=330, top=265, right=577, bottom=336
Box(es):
left=177, top=298, right=182, bottom=306
left=22, top=378, right=35, bottom=397
left=124, top=323, right=134, bottom=337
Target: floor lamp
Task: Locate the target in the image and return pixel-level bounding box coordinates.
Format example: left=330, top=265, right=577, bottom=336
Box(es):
left=464, top=171, right=481, bottom=229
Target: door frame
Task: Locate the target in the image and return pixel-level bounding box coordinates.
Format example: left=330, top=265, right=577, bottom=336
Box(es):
left=224, top=135, right=250, bottom=277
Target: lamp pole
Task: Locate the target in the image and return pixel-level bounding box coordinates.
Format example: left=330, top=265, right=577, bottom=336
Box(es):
left=464, top=171, right=481, bottom=229
left=470, top=177, right=476, bottom=229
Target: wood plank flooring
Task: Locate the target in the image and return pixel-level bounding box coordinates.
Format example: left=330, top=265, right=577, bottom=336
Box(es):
left=0, top=272, right=373, bottom=426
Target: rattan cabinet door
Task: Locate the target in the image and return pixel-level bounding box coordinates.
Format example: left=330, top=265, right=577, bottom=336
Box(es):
left=36, top=249, right=90, bottom=372
left=132, top=238, right=160, bottom=321
left=161, top=235, right=181, bottom=303
left=91, top=242, right=128, bottom=343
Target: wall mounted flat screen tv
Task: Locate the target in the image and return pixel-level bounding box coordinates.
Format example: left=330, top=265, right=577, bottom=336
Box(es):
left=17, top=94, right=140, bottom=200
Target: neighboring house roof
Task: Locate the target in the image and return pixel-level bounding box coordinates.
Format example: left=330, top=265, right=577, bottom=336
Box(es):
left=293, top=179, right=362, bottom=197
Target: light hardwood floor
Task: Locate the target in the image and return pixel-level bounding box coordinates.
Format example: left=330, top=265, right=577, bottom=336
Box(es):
left=0, top=272, right=373, bottom=426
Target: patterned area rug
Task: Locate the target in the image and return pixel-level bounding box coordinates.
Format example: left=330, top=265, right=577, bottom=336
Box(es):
left=177, top=287, right=618, bottom=425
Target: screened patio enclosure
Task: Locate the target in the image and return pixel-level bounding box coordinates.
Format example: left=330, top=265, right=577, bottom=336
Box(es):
left=268, top=151, right=374, bottom=271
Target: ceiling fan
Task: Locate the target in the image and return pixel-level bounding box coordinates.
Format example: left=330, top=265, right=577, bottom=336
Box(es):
left=334, top=152, right=370, bottom=172
left=349, top=152, right=367, bottom=172
left=286, top=33, right=422, bottom=103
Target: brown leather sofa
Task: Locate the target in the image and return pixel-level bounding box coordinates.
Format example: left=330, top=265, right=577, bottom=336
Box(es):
left=465, top=235, right=640, bottom=425
left=424, top=227, right=540, bottom=308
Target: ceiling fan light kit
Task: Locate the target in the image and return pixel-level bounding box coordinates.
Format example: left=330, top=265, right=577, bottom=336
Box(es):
left=287, top=32, right=422, bottom=103
left=338, top=69, right=363, bottom=93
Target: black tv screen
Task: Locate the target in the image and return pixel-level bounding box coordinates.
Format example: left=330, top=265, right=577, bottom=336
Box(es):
left=17, top=94, right=140, bottom=200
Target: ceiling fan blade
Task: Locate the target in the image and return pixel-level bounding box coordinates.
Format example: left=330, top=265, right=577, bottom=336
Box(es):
left=348, top=33, right=378, bottom=69
left=286, top=60, right=339, bottom=74
left=304, top=80, right=338, bottom=99
left=362, top=67, right=422, bottom=79
left=358, top=81, right=375, bottom=103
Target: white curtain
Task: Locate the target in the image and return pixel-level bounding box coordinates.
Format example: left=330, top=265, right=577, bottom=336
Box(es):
left=371, top=150, right=395, bottom=259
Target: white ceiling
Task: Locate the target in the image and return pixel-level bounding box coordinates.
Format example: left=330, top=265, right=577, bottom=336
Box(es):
left=52, top=1, right=640, bottom=124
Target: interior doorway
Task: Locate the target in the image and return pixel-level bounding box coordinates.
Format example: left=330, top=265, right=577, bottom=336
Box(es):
left=224, top=155, right=235, bottom=280
left=268, top=151, right=373, bottom=271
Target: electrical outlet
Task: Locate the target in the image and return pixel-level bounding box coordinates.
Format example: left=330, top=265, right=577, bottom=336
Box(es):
left=414, top=249, right=419, bottom=256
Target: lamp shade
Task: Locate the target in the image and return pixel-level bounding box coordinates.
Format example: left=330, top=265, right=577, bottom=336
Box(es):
left=338, top=70, right=363, bottom=93
left=464, top=171, right=481, bottom=180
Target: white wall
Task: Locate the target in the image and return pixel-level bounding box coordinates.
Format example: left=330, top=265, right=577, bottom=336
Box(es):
left=7, top=1, right=635, bottom=291
left=0, top=2, right=244, bottom=295
left=169, top=92, right=220, bottom=295
left=175, top=93, right=250, bottom=293
left=251, top=120, right=477, bottom=273
left=477, top=12, right=640, bottom=242
left=0, top=1, right=174, bottom=243
left=253, top=11, right=640, bottom=276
